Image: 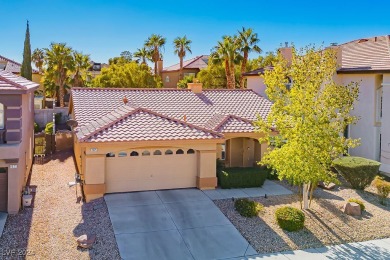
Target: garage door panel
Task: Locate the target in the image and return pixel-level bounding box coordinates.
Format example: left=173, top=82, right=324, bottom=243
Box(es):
left=106, top=151, right=197, bottom=193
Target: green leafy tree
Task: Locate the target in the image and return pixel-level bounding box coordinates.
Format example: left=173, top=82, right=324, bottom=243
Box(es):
left=92, top=62, right=161, bottom=88
left=120, top=50, right=132, bottom=62
left=72, top=51, right=91, bottom=87
left=177, top=75, right=194, bottom=89
left=32, top=48, right=46, bottom=103
left=32, top=48, right=45, bottom=73
left=109, top=56, right=132, bottom=65
left=249, top=52, right=277, bottom=69
left=145, top=34, right=166, bottom=76
left=21, top=21, right=32, bottom=80
left=44, top=43, right=74, bottom=107
left=197, top=62, right=241, bottom=89
left=134, top=47, right=150, bottom=64
left=255, top=46, right=360, bottom=209
left=237, top=27, right=261, bottom=88
left=173, top=36, right=192, bottom=80
left=210, top=36, right=241, bottom=89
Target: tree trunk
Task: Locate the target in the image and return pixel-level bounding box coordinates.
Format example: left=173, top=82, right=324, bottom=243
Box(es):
left=154, top=61, right=158, bottom=76
left=179, top=56, right=183, bottom=80
left=59, top=84, right=64, bottom=107
left=229, top=61, right=236, bottom=89
left=302, top=183, right=311, bottom=210
left=240, top=51, right=248, bottom=89
left=225, top=60, right=232, bottom=89
left=43, top=85, right=46, bottom=108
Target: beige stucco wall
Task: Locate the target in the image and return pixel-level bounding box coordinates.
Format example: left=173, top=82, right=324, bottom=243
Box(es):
left=337, top=74, right=380, bottom=161
left=335, top=73, right=390, bottom=173
left=245, top=76, right=267, bottom=98
left=380, top=74, right=390, bottom=172
left=161, top=69, right=199, bottom=88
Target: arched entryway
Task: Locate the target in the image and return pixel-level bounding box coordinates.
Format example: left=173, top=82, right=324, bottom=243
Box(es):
left=218, top=137, right=266, bottom=168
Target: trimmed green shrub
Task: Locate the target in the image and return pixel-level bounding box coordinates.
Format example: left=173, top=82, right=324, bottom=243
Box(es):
left=34, top=122, right=40, bottom=133
left=372, top=176, right=390, bottom=205
left=45, top=122, right=54, bottom=134
left=348, top=198, right=365, bottom=211
left=219, top=167, right=268, bottom=188
left=265, top=167, right=278, bottom=180
left=275, top=206, right=305, bottom=232
left=234, top=198, right=263, bottom=217
left=333, top=157, right=381, bottom=190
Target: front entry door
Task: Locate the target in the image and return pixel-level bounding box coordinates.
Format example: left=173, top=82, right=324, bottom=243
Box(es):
left=0, top=168, right=7, bottom=212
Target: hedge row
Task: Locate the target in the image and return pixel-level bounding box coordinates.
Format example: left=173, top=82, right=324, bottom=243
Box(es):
left=219, top=167, right=268, bottom=188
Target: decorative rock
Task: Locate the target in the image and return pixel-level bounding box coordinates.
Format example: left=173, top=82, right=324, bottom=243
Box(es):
left=76, top=234, right=96, bottom=249
left=318, top=181, right=336, bottom=190
left=343, top=202, right=361, bottom=216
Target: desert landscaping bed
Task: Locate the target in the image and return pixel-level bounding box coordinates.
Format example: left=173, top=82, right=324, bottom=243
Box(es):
left=0, top=150, right=120, bottom=260
left=215, top=180, right=390, bottom=254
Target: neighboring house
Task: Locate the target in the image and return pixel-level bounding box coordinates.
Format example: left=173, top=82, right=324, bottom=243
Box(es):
left=69, top=83, right=273, bottom=202
left=244, top=35, right=390, bottom=173
left=160, top=55, right=209, bottom=88
left=0, top=71, right=39, bottom=213
left=242, top=66, right=272, bottom=99
left=0, top=54, right=42, bottom=87
left=88, top=61, right=109, bottom=79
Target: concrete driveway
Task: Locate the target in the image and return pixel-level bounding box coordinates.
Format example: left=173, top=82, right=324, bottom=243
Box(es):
left=105, top=189, right=257, bottom=260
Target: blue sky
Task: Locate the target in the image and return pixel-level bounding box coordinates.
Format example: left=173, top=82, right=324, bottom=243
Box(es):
left=1, top=0, right=390, bottom=68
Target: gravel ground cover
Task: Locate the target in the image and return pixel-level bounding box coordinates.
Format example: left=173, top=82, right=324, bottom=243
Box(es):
left=0, top=150, right=120, bottom=260
left=215, top=180, right=390, bottom=254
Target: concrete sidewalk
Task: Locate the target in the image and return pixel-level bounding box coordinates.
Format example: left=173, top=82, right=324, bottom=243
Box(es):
left=230, top=238, right=390, bottom=259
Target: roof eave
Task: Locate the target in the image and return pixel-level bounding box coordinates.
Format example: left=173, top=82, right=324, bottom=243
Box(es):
left=337, top=69, right=390, bottom=74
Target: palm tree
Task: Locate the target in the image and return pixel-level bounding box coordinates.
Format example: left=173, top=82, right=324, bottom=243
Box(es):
left=237, top=27, right=261, bottom=88
left=133, top=47, right=150, bottom=64
left=144, top=34, right=166, bottom=76
left=210, top=36, right=241, bottom=89
left=72, top=51, right=91, bottom=87
left=32, top=48, right=46, bottom=105
left=32, top=48, right=45, bottom=73
left=44, top=43, right=74, bottom=107
left=173, top=36, right=192, bottom=80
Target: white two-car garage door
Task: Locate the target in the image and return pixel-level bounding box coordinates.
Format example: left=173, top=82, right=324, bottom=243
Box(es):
left=105, top=148, right=197, bottom=193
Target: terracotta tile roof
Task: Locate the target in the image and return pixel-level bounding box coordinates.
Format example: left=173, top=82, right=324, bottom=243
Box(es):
left=0, top=55, right=39, bottom=74
left=214, top=115, right=255, bottom=133
left=242, top=66, right=273, bottom=76
left=76, top=105, right=222, bottom=143
left=0, top=70, right=39, bottom=91
left=338, top=35, right=390, bottom=72
left=71, top=88, right=272, bottom=142
left=162, top=55, right=209, bottom=72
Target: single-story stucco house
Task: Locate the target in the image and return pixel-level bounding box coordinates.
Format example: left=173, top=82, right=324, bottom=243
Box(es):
left=160, top=55, right=209, bottom=88
left=69, top=83, right=273, bottom=202
left=244, top=35, right=390, bottom=174
left=0, top=71, right=38, bottom=213
left=0, top=54, right=42, bottom=88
